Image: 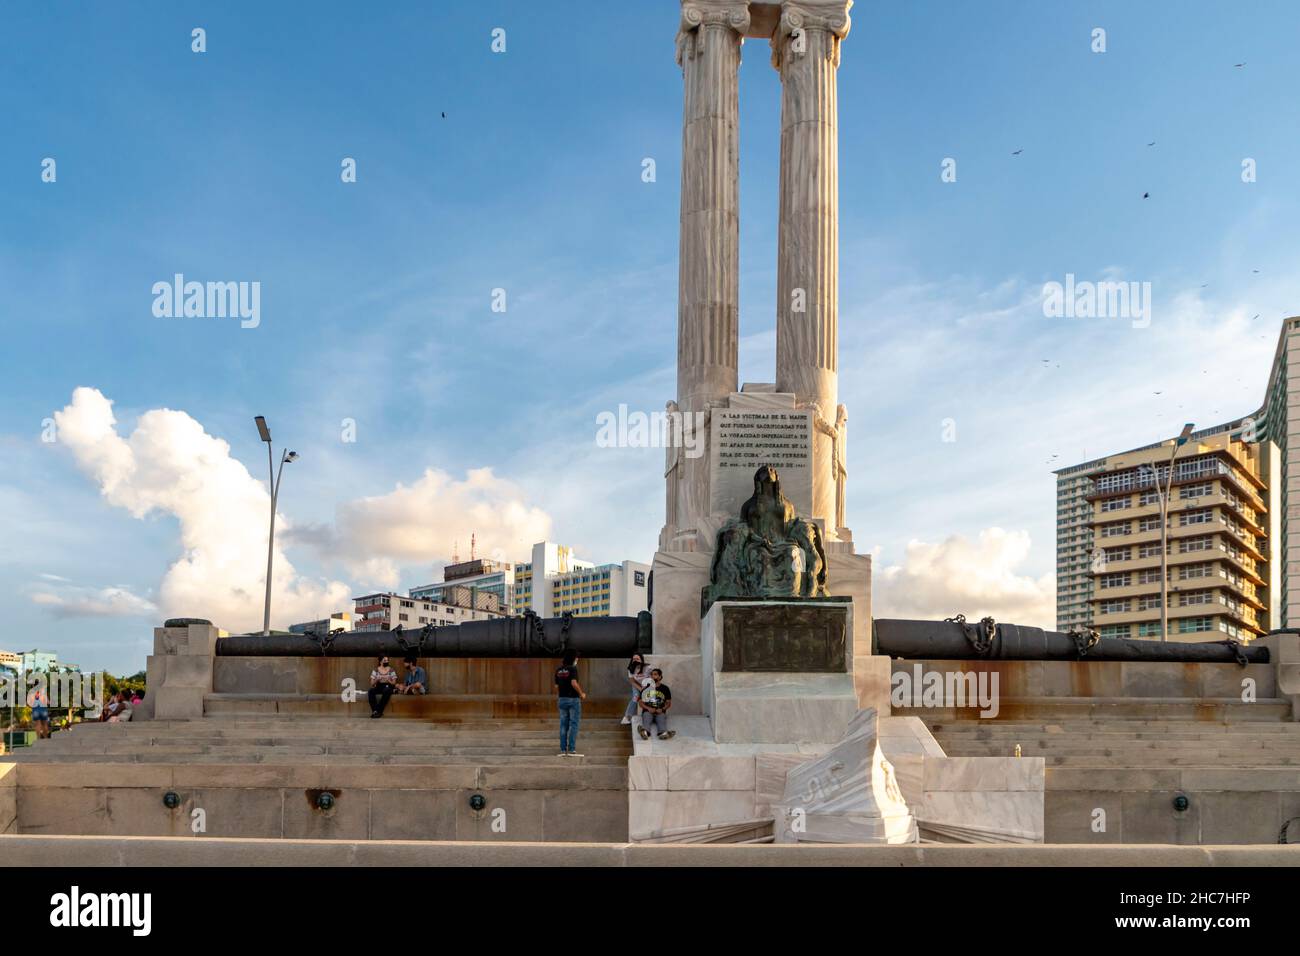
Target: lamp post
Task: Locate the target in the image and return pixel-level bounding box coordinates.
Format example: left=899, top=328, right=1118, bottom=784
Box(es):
left=1144, top=422, right=1195, bottom=644
left=255, top=416, right=298, bottom=637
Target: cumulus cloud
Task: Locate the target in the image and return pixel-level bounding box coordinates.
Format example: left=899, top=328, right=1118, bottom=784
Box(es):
left=31, top=585, right=157, bottom=619
left=318, top=468, right=552, bottom=589
left=872, top=528, right=1055, bottom=628
left=51, top=387, right=556, bottom=629
left=53, top=387, right=351, bottom=632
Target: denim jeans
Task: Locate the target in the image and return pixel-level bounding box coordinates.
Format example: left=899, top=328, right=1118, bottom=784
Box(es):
left=641, top=710, right=668, bottom=736
left=558, top=697, right=582, bottom=752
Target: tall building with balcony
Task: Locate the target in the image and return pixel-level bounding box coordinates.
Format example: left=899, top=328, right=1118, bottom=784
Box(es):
left=1245, top=315, right=1300, bottom=626
left=510, top=541, right=649, bottom=618
left=1054, top=428, right=1278, bottom=642
left=351, top=593, right=502, bottom=632
left=411, top=558, right=515, bottom=615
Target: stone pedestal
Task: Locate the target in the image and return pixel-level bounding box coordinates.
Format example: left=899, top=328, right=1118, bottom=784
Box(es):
left=143, top=622, right=221, bottom=720
left=701, top=600, right=858, bottom=744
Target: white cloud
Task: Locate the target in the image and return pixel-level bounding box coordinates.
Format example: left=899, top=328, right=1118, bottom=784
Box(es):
left=51, top=388, right=557, bottom=629
left=872, top=528, right=1056, bottom=628
left=320, top=467, right=552, bottom=589
left=53, top=387, right=351, bottom=632
left=31, top=585, right=157, bottom=620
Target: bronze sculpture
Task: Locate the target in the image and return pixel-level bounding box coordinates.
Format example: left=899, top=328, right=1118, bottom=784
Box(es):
left=704, top=465, right=828, bottom=609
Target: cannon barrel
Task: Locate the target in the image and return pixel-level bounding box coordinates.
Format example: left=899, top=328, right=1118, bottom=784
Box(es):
left=217, top=611, right=652, bottom=658
left=873, top=619, right=1269, bottom=664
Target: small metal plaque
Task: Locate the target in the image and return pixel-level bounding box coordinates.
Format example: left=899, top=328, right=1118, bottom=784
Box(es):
left=721, top=603, right=848, bottom=673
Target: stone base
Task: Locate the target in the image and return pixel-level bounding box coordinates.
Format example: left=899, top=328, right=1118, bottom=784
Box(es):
left=711, top=673, right=858, bottom=745
left=701, top=600, right=858, bottom=745
left=627, top=713, right=1043, bottom=844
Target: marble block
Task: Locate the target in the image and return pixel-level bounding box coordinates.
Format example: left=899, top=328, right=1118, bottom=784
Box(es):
left=773, top=709, right=918, bottom=844
left=649, top=550, right=711, bottom=656
left=645, top=652, right=702, bottom=715
left=702, top=600, right=858, bottom=744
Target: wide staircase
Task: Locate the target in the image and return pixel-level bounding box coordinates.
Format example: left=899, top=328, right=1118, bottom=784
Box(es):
left=12, top=715, right=633, bottom=766
left=926, top=717, right=1300, bottom=768
left=6, top=714, right=634, bottom=841
left=918, top=703, right=1300, bottom=843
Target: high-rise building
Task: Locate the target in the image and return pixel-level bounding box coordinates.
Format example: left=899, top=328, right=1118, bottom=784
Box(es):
left=511, top=541, right=649, bottom=618
left=351, top=593, right=502, bottom=632
left=1055, top=317, right=1300, bottom=639
left=411, top=558, right=515, bottom=615
left=1054, top=427, right=1277, bottom=642
left=1247, top=315, right=1300, bottom=626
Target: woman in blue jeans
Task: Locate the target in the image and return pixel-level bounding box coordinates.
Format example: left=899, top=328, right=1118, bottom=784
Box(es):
left=554, top=650, right=587, bottom=757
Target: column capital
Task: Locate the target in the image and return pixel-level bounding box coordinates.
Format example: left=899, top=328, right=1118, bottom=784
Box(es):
left=677, top=0, right=752, bottom=67
left=771, top=0, right=852, bottom=70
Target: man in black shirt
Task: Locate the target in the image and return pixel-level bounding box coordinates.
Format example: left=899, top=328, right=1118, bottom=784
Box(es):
left=637, top=668, right=675, bottom=740
left=555, top=651, right=587, bottom=756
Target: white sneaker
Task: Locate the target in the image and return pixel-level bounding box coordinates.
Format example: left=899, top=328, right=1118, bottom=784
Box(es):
left=620, top=716, right=632, bottom=725
left=558, top=752, right=568, bottom=757
left=569, top=752, right=584, bottom=758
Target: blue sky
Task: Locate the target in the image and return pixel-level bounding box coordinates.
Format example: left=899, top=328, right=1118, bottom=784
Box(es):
left=2, top=1, right=1297, bottom=674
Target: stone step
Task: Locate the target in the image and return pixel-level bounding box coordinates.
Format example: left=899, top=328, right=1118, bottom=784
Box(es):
left=897, top=697, right=1293, bottom=722
left=933, top=735, right=1300, bottom=750
left=11, top=752, right=630, bottom=767
left=38, top=730, right=632, bottom=745
left=924, top=721, right=1300, bottom=734
left=203, top=693, right=629, bottom=719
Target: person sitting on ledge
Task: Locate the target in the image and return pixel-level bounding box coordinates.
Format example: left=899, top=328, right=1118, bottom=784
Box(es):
left=400, top=656, right=427, bottom=696
left=107, top=690, right=133, bottom=723
left=100, top=690, right=125, bottom=722
left=368, top=656, right=399, bottom=718
left=637, top=669, right=674, bottom=741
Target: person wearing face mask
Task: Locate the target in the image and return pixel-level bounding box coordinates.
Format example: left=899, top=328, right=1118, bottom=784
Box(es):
left=368, top=655, right=399, bottom=718
left=621, top=653, right=646, bottom=725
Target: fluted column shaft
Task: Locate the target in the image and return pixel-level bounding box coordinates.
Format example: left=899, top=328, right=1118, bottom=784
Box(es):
left=773, top=0, right=850, bottom=529
left=672, top=1, right=750, bottom=539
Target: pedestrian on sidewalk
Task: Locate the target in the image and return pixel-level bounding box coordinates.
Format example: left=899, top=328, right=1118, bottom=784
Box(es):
left=555, top=651, right=587, bottom=757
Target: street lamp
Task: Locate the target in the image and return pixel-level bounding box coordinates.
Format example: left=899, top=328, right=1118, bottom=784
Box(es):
left=255, top=416, right=298, bottom=636
left=1143, top=422, right=1195, bottom=644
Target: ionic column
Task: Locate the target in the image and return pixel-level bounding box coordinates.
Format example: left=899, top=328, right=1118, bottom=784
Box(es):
left=773, top=0, right=851, bottom=532
left=671, top=0, right=750, bottom=542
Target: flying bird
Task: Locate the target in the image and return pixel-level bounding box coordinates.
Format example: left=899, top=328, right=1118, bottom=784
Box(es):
left=441, top=112, right=447, bottom=119
left=1143, top=192, right=1150, bottom=199
left=1147, top=141, right=1156, bottom=147
left=1154, top=391, right=1163, bottom=395
left=1012, top=149, right=1023, bottom=155
left=1252, top=314, right=1260, bottom=320
left=1234, top=62, right=1246, bottom=68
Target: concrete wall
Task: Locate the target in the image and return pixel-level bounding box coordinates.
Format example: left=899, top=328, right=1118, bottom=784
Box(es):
left=12, top=762, right=628, bottom=842
left=888, top=658, right=1277, bottom=702
left=0, top=763, right=16, bottom=834
left=1046, top=769, right=1300, bottom=845
left=2, top=833, right=1296, bottom=866
left=212, top=656, right=631, bottom=699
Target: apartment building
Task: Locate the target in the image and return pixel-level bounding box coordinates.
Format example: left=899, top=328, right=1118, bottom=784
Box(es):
left=1055, top=429, right=1277, bottom=642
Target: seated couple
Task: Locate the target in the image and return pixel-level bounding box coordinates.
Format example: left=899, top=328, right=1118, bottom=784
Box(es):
left=622, top=653, right=675, bottom=741
left=367, top=655, right=427, bottom=718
